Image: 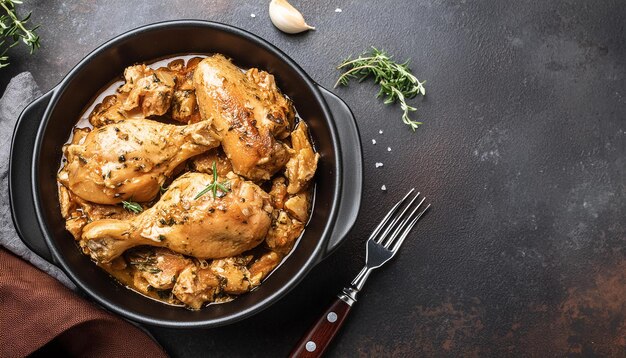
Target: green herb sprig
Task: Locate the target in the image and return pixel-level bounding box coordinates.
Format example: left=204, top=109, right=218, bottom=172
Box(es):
left=194, top=161, right=230, bottom=200
left=129, top=257, right=161, bottom=274
left=335, top=47, right=426, bottom=131
left=122, top=200, right=143, bottom=213
left=0, top=0, right=40, bottom=68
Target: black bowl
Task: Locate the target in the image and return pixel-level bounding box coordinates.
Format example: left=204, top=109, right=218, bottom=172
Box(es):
left=9, top=21, right=362, bottom=328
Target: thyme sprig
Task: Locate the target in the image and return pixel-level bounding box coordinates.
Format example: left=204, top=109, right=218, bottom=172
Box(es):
left=335, top=47, right=426, bottom=131
left=0, top=0, right=40, bottom=68
left=194, top=161, right=230, bottom=200
left=122, top=200, right=143, bottom=213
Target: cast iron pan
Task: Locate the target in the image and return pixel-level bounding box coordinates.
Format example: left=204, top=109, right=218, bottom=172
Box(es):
left=9, top=20, right=362, bottom=328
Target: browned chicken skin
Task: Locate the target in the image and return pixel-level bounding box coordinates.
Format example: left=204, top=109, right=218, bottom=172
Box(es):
left=81, top=172, right=273, bottom=263
left=194, top=54, right=295, bottom=181
left=58, top=119, right=220, bottom=204
left=190, top=147, right=233, bottom=177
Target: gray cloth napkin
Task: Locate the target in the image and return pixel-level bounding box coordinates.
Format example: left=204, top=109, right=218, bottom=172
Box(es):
left=0, top=72, right=75, bottom=289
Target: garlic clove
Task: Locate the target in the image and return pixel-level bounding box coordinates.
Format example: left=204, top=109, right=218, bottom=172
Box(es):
left=269, top=0, right=315, bottom=34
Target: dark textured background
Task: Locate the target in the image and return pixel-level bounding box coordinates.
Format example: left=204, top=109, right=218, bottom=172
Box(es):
left=3, top=1, right=625, bottom=356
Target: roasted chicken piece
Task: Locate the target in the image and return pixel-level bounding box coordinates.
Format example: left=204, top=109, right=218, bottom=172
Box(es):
left=127, top=247, right=192, bottom=290
left=59, top=185, right=137, bottom=240
left=190, top=147, right=233, bottom=177
left=248, top=205, right=310, bottom=285
left=90, top=58, right=202, bottom=126
left=172, top=255, right=256, bottom=309
left=266, top=210, right=305, bottom=256
left=58, top=119, right=220, bottom=204
left=209, top=256, right=255, bottom=294
left=171, top=264, right=220, bottom=309
left=81, top=172, right=273, bottom=263
left=250, top=175, right=310, bottom=281
left=268, top=176, right=288, bottom=210
left=285, top=121, right=319, bottom=194
left=284, top=192, right=311, bottom=223
left=59, top=127, right=92, bottom=238
left=89, top=94, right=144, bottom=127
left=168, top=57, right=203, bottom=123
left=249, top=251, right=282, bottom=285
left=59, top=127, right=139, bottom=238
left=171, top=90, right=197, bottom=122
left=118, top=65, right=176, bottom=117
left=194, top=54, right=295, bottom=180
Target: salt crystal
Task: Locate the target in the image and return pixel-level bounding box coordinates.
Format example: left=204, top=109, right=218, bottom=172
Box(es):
left=379, top=130, right=383, bottom=134
left=375, top=162, right=383, bottom=168
left=250, top=13, right=256, bottom=18
left=335, top=8, right=342, bottom=13
left=387, top=147, right=391, bottom=152
left=381, top=185, right=387, bottom=191
left=372, top=139, right=376, bottom=144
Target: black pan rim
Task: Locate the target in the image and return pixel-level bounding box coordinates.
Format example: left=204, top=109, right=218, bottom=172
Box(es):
left=30, top=20, right=343, bottom=328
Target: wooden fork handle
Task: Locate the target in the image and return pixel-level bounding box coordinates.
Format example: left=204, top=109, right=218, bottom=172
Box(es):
left=289, top=297, right=352, bottom=357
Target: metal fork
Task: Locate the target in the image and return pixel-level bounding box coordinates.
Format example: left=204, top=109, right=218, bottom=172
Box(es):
left=290, top=189, right=430, bottom=358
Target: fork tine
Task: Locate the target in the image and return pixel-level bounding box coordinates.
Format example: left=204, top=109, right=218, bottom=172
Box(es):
left=383, top=196, right=425, bottom=248
left=389, top=203, right=430, bottom=253
left=378, top=192, right=421, bottom=246
left=370, top=188, right=415, bottom=243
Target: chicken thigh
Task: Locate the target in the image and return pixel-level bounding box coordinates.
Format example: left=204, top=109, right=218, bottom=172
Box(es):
left=81, top=172, right=273, bottom=263
left=58, top=119, right=220, bottom=204
left=193, top=55, right=295, bottom=180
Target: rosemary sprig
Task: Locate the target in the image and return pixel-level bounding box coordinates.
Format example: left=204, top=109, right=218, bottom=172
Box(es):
left=335, top=47, right=426, bottom=131
left=122, top=200, right=143, bottom=213
left=0, top=0, right=41, bottom=68
left=129, top=257, right=161, bottom=274
left=194, top=161, right=230, bottom=200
